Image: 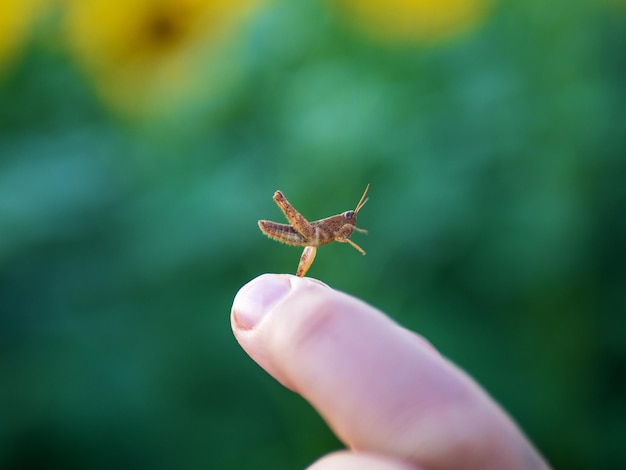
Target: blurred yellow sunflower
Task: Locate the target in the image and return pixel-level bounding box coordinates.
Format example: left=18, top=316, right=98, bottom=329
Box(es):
left=332, top=0, right=492, bottom=44
left=64, top=0, right=260, bottom=118
left=0, top=0, right=48, bottom=74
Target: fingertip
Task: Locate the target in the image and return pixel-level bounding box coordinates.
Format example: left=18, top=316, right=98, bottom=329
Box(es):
left=231, top=273, right=334, bottom=389
left=308, top=451, right=420, bottom=470
left=232, top=274, right=331, bottom=329
left=231, top=273, right=292, bottom=330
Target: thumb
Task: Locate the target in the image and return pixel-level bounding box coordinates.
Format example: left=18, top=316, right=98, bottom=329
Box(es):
left=231, top=274, right=548, bottom=470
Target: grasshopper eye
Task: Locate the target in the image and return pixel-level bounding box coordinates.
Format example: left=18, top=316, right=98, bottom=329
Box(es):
left=344, top=210, right=355, bottom=219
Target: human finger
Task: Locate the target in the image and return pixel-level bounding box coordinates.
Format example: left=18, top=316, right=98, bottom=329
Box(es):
left=231, top=274, right=548, bottom=470
left=307, top=450, right=422, bottom=470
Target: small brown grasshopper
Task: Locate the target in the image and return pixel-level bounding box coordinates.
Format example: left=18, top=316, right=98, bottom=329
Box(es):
left=258, top=184, right=370, bottom=277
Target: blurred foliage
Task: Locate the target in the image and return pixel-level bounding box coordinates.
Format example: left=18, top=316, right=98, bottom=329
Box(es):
left=1, top=0, right=625, bottom=468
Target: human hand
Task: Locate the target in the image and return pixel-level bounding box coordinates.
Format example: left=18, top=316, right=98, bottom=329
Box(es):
left=231, top=274, right=550, bottom=470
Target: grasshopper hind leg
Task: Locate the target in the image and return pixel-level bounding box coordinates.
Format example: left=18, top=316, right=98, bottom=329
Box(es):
left=273, top=191, right=315, bottom=239
left=296, top=246, right=317, bottom=277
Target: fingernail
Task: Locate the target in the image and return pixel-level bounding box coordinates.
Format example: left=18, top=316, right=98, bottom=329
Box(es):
left=232, top=274, right=292, bottom=329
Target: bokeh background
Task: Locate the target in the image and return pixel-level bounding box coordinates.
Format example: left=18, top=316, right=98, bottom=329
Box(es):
left=1, top=0, right=625, bottom=468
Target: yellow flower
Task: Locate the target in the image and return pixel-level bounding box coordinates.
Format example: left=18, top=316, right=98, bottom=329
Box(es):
left=0, top=0, right=47, bottom=74
left=332, top=0, right=492, bottom=44
left=64, top=0, right=260, bottom=118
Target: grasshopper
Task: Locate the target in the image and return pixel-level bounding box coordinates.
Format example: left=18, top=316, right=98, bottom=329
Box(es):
left=258, top=184, right=370, bottom=277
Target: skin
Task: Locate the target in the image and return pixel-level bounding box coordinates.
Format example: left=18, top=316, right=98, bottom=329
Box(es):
left=231, top=274, right=551, bottom=470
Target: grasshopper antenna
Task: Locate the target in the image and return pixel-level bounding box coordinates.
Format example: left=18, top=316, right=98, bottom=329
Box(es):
left=355, top=184, right=370, bottom=214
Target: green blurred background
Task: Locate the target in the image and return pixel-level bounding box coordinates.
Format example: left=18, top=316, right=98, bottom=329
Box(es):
left=1, top=0, right=625, bottom=468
